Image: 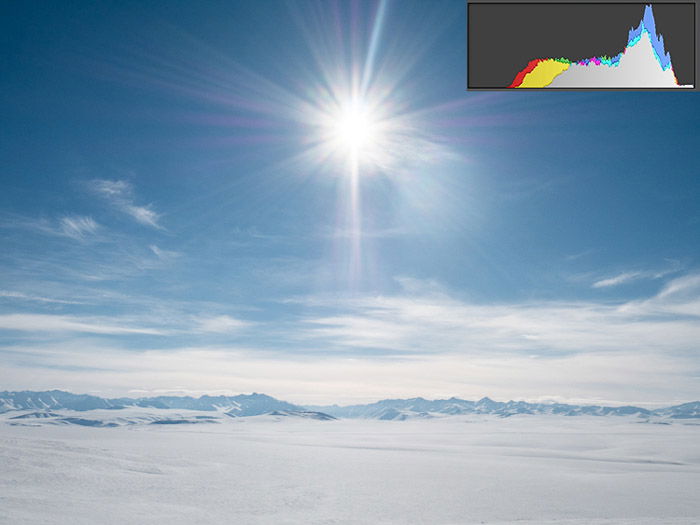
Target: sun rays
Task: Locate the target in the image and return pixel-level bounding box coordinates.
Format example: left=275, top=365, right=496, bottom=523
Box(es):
left=99, top=1, right=466, bottom=289
left=330, top=99, right=379, bottom=159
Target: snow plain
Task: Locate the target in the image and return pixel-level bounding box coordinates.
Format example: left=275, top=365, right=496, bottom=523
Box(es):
left=1, top=411, right=699, bottom=524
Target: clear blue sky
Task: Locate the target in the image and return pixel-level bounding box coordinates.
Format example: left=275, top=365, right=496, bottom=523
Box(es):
left=1, top=0, right=699, bottom=405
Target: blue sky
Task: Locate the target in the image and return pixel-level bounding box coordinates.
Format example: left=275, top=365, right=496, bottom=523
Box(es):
left=1, top=0, right=699, bottom=404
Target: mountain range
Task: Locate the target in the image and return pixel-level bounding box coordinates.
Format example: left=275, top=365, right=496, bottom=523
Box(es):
left=309, top=397, right=700, bottom=420
left=1, top=390, right=699, bottom=420
left=0, top=390, right=299, bottom=417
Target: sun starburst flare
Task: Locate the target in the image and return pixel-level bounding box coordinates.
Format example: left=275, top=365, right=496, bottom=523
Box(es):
left=275, top=1, right=465, bottom=288
left=333, top=101, right=378, bottom=154
left=128, top=1, right=465, bottom=288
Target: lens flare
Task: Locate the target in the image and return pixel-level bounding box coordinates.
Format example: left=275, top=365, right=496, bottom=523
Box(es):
left=125, top=1, right=464, bottom=288
left=333, top=101, right=377, bottom=155
left=314, top=96, right=391, bottom=173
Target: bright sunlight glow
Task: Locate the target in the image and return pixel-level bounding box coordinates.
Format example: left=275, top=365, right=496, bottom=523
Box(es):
left=333, top=102, right=378, bottom=154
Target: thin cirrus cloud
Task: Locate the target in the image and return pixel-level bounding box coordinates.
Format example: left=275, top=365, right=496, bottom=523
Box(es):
left=0, top=291, right=83, bottom=305
left=0, top=313, right=167, bottom=335
left=194, top=315, right=251, bottom=333
left=1, top=341, right=696, bottom=406
left=592, top=271, right=644, bottom=288
left=0, top=275, right=697, bottom=403
left=2, top=214, right=100, bottom=241
left=592, top=263, right=681, bottom=288
left=0, top=312, right=251, bottom=337
left=148, top=244, right=181, bottom=262
left=58, top=215, right=100, bottom=240
left=90, top=179, right=163, bottom=229
left=299, top=273, right=700, bottom=357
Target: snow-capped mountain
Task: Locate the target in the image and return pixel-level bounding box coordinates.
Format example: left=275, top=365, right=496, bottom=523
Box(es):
left=0, top=390, right=301, bottom=416
left=652, top=401, right=700, bottom=419
left=306, top=396, right=698, bottom=420
left=2, top=391, right=699, bottom=421
left=0, top=390, right=114, bottom=412
left=263, top=410, right=337, bottom=421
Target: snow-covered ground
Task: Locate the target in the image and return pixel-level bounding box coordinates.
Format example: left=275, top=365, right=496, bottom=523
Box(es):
left=1, top=413, right=699, bottom=524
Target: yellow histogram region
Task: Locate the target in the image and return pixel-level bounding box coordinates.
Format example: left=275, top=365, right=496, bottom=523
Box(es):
left=517, top=60, right=570, bottom=88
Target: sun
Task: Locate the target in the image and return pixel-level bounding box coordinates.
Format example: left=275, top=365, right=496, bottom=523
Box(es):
left=320, top=98, right=387, bottom=168
left=333, top=102, right=378, bottom=154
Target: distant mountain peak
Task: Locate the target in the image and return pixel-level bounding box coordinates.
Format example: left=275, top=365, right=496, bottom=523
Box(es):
left=1, top=391, right=699, bottom=422
left=0, top=390, right=301, bottom=416
left=305, top=396, right=699, bottom=421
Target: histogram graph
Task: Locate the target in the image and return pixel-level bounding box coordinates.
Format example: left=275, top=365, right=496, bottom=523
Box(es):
left=468, top=2, right=696, bottom=90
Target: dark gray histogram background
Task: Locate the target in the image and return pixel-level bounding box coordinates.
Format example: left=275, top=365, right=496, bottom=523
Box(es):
left=468, top=2, right=696, bottom=89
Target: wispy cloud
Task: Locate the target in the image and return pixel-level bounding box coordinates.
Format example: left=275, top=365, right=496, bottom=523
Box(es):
left=194, top=315, right=251, bottom=333
left=655, top=273, right=700, bottom=300
left=0, top=291, right=83, bottom=305
left=2, top=214, right=100, bottom=241
left=0, top=341, right=696, bottom=406
left=91, top=179, right=163, bottom=229
left=0, top=308, right=252, bottom=338
left=58, top=215, right=100, bottom=240
left=564, top=249, right=596, bottom=261
left=126, top=205, right=161, bottom=229
left=592, top=261, right=681, bottom=288
left=0, top=313, right=166, bottom=335
left=1, top=273, right=698, bottom=404
left=298, top=273, right=700, bottom=357
left=624, top=273, right=700, bottom=317
left=149, top=244, right=180, bottom=261
left=0, top=240, right=180, bottom=284
left=592, top=271, right=644, bottom=288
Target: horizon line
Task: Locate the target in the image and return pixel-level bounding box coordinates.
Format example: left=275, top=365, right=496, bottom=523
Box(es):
left=2, top=388, right=697, bottom=410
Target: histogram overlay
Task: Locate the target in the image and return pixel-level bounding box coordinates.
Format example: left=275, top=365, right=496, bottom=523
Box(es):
left=468, top=2, right=696, bottom=90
